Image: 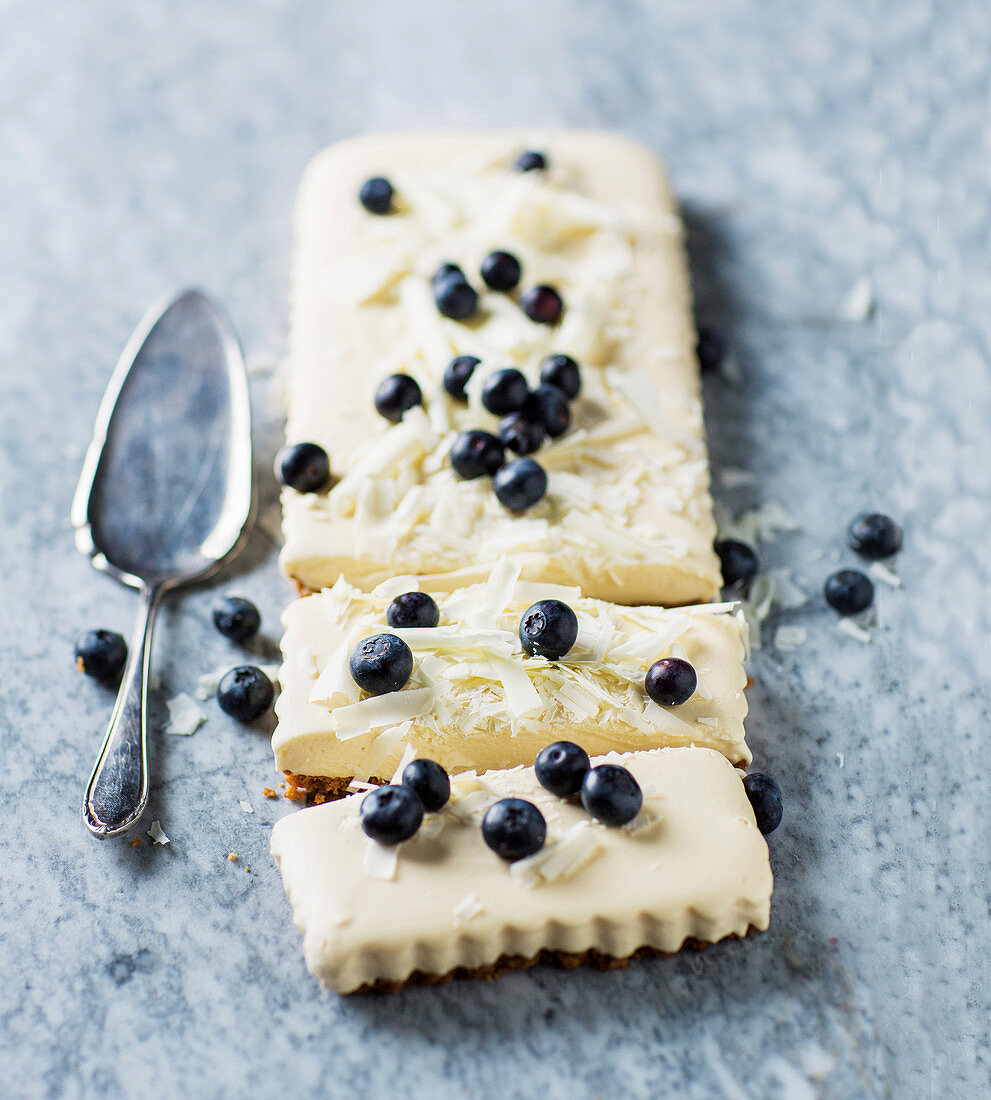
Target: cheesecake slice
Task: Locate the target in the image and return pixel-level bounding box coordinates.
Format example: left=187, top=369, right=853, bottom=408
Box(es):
left=273, top=564, right=749, bottom=799
left=270, top=746, right=773, bottom=993
left=281, top=130, right=721, bottom=606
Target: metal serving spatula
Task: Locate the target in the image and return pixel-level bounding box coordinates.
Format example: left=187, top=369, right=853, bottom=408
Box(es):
left=71, top=289, right=254, bottom=838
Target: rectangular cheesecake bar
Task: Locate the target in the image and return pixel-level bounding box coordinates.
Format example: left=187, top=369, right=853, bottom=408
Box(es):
left=281, top=130, right=721, bottom=607
left=273, top=564, right=749, bottom=799
left=270, top=746, right=773, bottom=993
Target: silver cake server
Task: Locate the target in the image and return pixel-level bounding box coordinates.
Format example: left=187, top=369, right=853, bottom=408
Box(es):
left=72, top=288, right=253, bottom=838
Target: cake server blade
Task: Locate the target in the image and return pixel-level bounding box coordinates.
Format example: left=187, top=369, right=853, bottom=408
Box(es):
left=71, top=288, right=254, bottom=838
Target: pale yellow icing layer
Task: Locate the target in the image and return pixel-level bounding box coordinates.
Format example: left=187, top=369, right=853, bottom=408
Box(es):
left=270, top=747, right=772, bottom=993
left=280, top=130, right=721, bottom=606
left=273, top=570, right=750, bottom=782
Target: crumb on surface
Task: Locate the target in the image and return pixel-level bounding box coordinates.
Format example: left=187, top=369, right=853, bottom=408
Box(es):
left=130, top=838, right=142, bottom=848
left=75, top=656, right=86, bottom=673
left=228, top=852, right=238, bottom=862
left=263, top=787, right=279, bottom=799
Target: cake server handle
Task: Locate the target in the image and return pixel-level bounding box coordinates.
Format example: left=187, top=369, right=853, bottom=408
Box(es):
left=83, top=583, right=164, bottom=838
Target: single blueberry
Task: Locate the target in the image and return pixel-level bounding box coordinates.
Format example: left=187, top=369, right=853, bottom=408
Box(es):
left=514, top=150, right=547, bottom=172
left=499, top=412, right=545, bottom=456
left=519, top=599, right=578, bottom=660
left=539, top=354, right=581, bottom=399
left=715, top=539, right=759, bottom=587
left=494, top=457, right=547, bottom=511
left=743, top=773, right=783, bottom=835
left=847, top=513, right=903, bottom=559
left=481, top=368, right=529, bottom=416
left=434, top=273, right=479, bottom=321
left=696, top=327, right=724, bottom=372
left=212, top=596, right=261, bottom=643
left=443, top=355, right=480, bottom=402
left=359, top=176, right=394, bottom=215
left=581, top=764, right=642, bottom=826
left=349, top=633, right=414, bottom=695
left=276, top=442, right=330, bottom=493
left=74, top=629, right=127, bottom=682
left=217, top=666, right=274, bottom=721
left=521, top=384, right=571, bottom=438
left=432, top=262, right=466, bottom=286
left=374, top=374, right=422, bottom=423
left=535, top=741, right=590, bottom=798
left=482, top=798, right=547, bottom=860
left=360, top=784, right=424, bottom=844
left=824, top=569, right=874, bottom=615
left=644, top=657, right=697, bottom=706
left=386, top=591, right=440, bottom=629
left=521, top=285, right=564, bottom=325
left=480, top=250, right=522, bottom=292
left=450, top=430, right=505, bottom=479
left=401, top=758, right=450, bottom=813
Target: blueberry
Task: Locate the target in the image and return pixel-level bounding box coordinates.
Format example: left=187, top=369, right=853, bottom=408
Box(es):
left=450, top=430, right=505, bottom=479
left=434, top=273, right=479, bottom=321
left=847, top=513, right=903, bottom=559
left=696, top=327, right=724, bottom=372
left=212, top=596, right=261, bottom=643
left=539, top=354, right=581, bottom=399
left=443, top=355, right=480, bottom=402
left=349, top=633, right=414, bottom=695
left=499, top=412, right=545, bottom=456
left=519, top=599, right=578, bottom=660
left=217, top=666, right=274, bottom=721
left=644, top=657, right=697, bottom=706
left=374, top=373, right=422, bottom=423
left=514, top=150, right=547, bottom=172
left=580, top=764, right=642, bottom=826
left=715, top=539, right=759, bottom=588
left=535, top=741, right=590, bottom=797
left=401, top=758, right=450, bottom=812
left=521, top=285, right=564, bottom=325
left=432, top=262, right=466, bottom=287
left=386, top=591, right=439, bottom=629
left=480, top=250, right=522, bottom=292
left=521, top=384, right=571, bottom=438
left=824, top=569, right=874, bottom=615
left=743, top=773, right=783, bottom=836
left=74, top=629, right=127, bottom=681
left=276, top=442, right=330, bottom=493
left=494, top=457, right=547, bottom=511
left=482, top=368, right=529, bottom=416
left=482, top=798, right=546, bottom=860
left=360, top=784, right=423, bottom=844
left=359, top=176, right=394, bottom=215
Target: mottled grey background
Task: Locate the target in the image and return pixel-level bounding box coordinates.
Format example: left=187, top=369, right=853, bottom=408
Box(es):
left=1, top=1, right=988, bottom=1097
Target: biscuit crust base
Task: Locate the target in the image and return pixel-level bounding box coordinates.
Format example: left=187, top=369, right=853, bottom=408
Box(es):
left=348, top=931, right=757, bottom=995
left=283, top=771, right=387, bottom=803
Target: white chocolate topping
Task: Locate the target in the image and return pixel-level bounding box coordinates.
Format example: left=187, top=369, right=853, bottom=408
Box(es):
left=270, top=747, right=772, bottom=992
left=272, top=570, right=750, bottom=783
left=280, top=131, right=721, bottom=606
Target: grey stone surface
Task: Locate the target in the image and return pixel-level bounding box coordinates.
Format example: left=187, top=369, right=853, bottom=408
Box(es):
left=0, top=1, right=988, bottom=1097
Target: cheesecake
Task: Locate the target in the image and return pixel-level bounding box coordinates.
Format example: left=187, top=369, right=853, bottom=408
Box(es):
left=270, top=746, right=773, bottom=993
left=280, top=131, right=721, bottom=606
left=273, top=566, right=749, bottom=800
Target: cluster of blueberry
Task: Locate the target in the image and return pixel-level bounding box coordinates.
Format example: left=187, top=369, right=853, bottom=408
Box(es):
left=714, top=511, right=902, bottom=620
left=357, top=149, right=560, bottom=332
left=824, top=512, right=902, bottom=615
left=349, top=593, right=701, bottom=711
left=359, top=741, right=645, bottom=859
left=360, top=737, right=783, bottom=861
left=74, top=595, right=275, bottom=723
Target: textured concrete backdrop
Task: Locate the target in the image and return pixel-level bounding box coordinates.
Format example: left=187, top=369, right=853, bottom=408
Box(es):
left=0, top=2, right=988, bottom=1097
